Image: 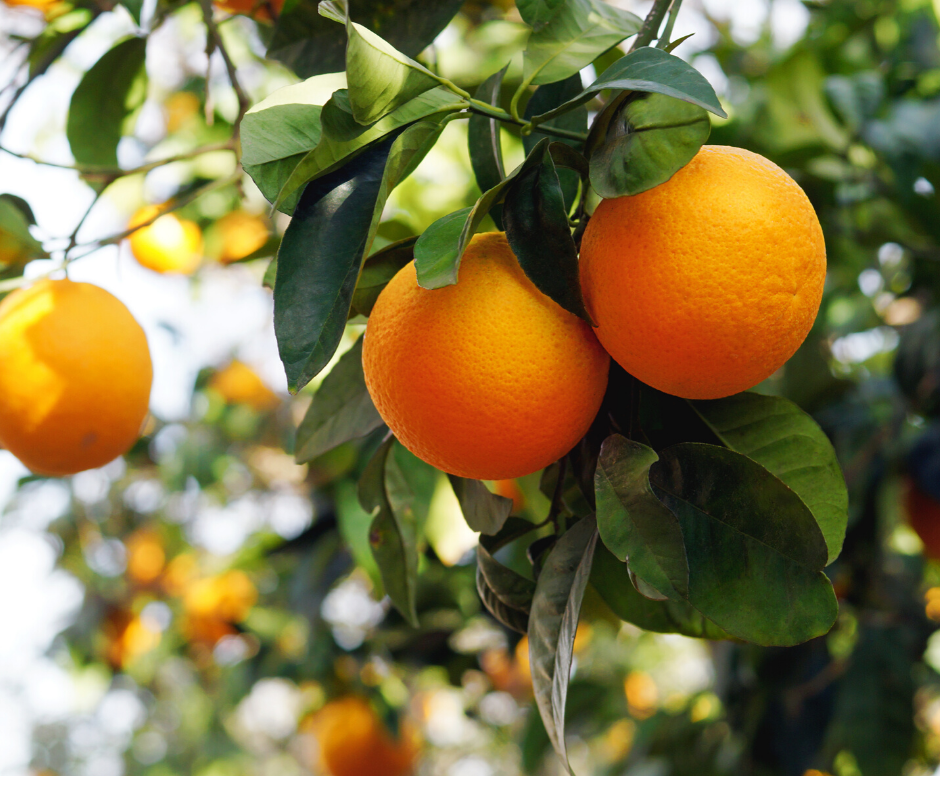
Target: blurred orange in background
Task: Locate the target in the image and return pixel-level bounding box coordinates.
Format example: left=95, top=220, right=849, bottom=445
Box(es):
left=128, top=206, right=204, bottom=275
left=208, top=360, right=281, bottom=411
left=210, top=210, right=270, bottom=264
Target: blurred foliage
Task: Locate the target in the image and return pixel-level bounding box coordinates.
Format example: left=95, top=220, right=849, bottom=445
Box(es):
left=6, top=0, right=940, bottom=776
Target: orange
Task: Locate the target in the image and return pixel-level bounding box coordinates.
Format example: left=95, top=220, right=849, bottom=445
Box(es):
left=104, top=609, right=161, bottom=669
left=579, top=145, right=826, bottom=400
left=214, top=0, right=284, bottom=20
left=212, top=210, right=270, bottom=263
left=905, top=479, right=940, bottom=561
left=363, top=232, right=610, bottom=479
left=128, top=206, right=204, bottom=275
left=309, top=696, right=417, bottom=776
left=493, top=478, right=525, bottom=513
left=126, top=529, right=166, bottom=585
left=208, top=360, right=281, bottom=410
left=3, top=0, right=58, bottom=12
left=164, top=92, right=201, bottom=134
left=0, top=279, right=152, bottom=476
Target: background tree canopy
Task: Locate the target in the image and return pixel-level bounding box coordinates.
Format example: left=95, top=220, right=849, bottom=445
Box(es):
left=2, top=0, right=940, bottom=777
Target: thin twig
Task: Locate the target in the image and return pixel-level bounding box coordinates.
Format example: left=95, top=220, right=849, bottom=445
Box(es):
left=198, top=0, right=251, bottom=139
left=657, top=0, right=683, bottom=49
left=629, top=0, right=674, bottom=52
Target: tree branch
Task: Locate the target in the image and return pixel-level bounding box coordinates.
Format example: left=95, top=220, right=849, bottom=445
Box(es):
left=629, top=0, right=674, bottom=52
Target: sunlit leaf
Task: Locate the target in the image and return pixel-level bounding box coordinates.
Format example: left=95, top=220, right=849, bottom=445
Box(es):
left=0, top=196, right=46, bottom=270
left=517, top=0, right=566, bottom=29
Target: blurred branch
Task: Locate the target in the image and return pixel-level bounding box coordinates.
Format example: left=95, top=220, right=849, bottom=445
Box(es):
left=198, top=0, right=251, bottom=140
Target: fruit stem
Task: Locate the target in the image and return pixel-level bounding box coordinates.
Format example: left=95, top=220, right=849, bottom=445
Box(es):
left=466, top=102, right=588, bottom=143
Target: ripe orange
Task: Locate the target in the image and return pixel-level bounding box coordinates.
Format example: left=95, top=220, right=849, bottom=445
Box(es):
left=164, top=92, right=201, bottom=134
left=128, top=206, right=204, bottom=275
left=182, top=570, right=257, bottom=645
left=905, top=480, right=940, bottom=561
left=363, top=232, right=610, bottom=479
left=309, top=696, right=417, bottom=776
left=214, top=0, right=283, bottom=20
left=493, top=478, right=525, bottom=513
left=208, top=360, right=281, bottom=411
left=579, top=145, right=826, bottom=400
left=104, top=608, right=161, bottom=669
left=3, top=0, right=58, bottom=12
left=0, top=279, right=152, bottom=476
left=212, top=210, right=270, bottom=264
left=126, top=529, right=166, bottom=585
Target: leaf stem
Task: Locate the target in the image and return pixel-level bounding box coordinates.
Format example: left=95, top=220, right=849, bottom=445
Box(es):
left=657, top=0, right=683, bottom=49
left=466, top=102, right=587, bottom=142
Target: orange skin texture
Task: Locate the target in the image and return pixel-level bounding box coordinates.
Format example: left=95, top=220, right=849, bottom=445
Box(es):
left=363, top=232, right=610, bottom=480
left=0, top=279, right=152, bottom=476
left=128, top=206, right=204, bottom=275
left=906, top=480, right=940, bottom=561
left=579, top=145, right=826, bottom=400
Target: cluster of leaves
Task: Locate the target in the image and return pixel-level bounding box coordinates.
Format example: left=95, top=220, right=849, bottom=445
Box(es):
left=237, top=0, right=858, bottom=769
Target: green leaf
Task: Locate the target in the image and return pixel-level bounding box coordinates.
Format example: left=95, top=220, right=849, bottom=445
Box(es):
left=517, top=0, right=566, bottom=29
left=27, top=9, right=96, bottom=80
left=414, top=138, right=551, bottom=289
left=690, top=393, right=848, bottom=565
left=476, top=534, right=536, bottom=634
left=590, top=90, right=710, bottom=198
left=503, top=143, right=590, bottom=321
left=476, top=562, right=531, bottom=633
left=448, top=477, right=512, bottom=536
left=294, top=335, right=383, bottom=463
left=263, top=258, right=278, bottom=290
left=119, top=0, right=143, bottom=24
left=528, top=514, right=598, bottom=773
left=594, top=435, right=688, bottom=600
left=523, top=75, right=587, bottom=211
left=590, top=542, right=731, bottom=639
left=350, top=236, right=416, bottom=317
left=522, top=0, right=642, bottom=88
left=468, top=66, right=509, bottom=228
left=241, top=73, right=346, bottom=213
left=651, top=443, right=837, bottom=646
left=66, top=37, right=148, bottom=172
left=0, top=197, right=47, bottom=270
left=275, top=87, right=456, bottom=210
left=359, top=436, right=421, bottom=626
left=275, top=120, right=444, bottom=391
left=268, top=0, right=464, bottom=80
left=530, top=46, right=727, bottom=125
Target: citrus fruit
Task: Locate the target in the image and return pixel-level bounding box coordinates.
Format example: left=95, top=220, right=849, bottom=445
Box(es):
left=128, top=206, right=204, bottom=275
left=493, top=478, right=525, bottom=513
left=905, top=479, right=940, bottom=561
left=579, top=145, right=826, bottom=400
left=164, top=92, right=201, bottom=133
left=363, top=232, right=610, bottom=480
left=0, top=278, right=152, bottom=476
left=208, top=360, right=280, bottom=411
left=310, top=696, right=417, bottom=776
left=212, top=209, right=270, bottom=263
left=214, top=0, right=283, bottom=20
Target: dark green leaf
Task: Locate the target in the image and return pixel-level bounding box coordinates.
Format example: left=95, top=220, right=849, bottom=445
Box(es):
left=476, top=563, right=531, bottom=633
left=530, top=46, right=727, bottom=125
left=503, top=144, right=590, bottom=321
left=528, top=514, right=598, bottom=773
left=594, top=435, right=688, bottom=600
left=359, top=436, right=421, bottom=626
left=268, top=0, right=463, bottom=79
left=522, top=0, right=642, bottom=87
left=650, top=443, right=837, bottom=646
left=119, top=0, right=143, bottom=24
left=480, top=516, right=543, bottom=553
left=468, top=66, right=508, bottom=227
left=413, top=138, right=551, bottom=289
left=66, top=37, right=148, bottom=172
left=28, top=9, right=96, bottom=80
left=517, top=0, right=566, bottom=29
left=690, top=392, right=848, bottom=565
left=523, top=74, right=587, bottom=210
left=275, top=87, right=456, bottom=210
left=295, top=335, right=383, bottom=463
left=448, top=477, right=512, bottom=536
left=590, top=542, right=731, bottom=639
left=350, top=236, right=416, bottom=317
left=0, top=197, right=47, bottom=270
left=590, top=90, right=710, bottom=198
left=263, top=258, right=278, bottom=289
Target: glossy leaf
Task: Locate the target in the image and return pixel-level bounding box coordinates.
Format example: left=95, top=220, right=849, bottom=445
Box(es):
left=349, top=236, right=416, bottom=317
left=476, top=564, right=531, bottom=633
left=414, top=138, right=551, bottom=289
left=0, top=197, right=47, bottom=270
left=650, top=443, right=837, bottom=646
left=590, top=91, right=710, bottom=198
left=690, top=392, right=848, bottom=565
left=275, top=87, right=456, bottom=210
left=594, top=435, right=688, bottom=600
left=294, top=335, right=384, bottom=463
left=268, top=0, right=464, bottom=79
left=66, top=37, right=148, bottom=172
left=468, top=65, right=508, bottom=225
left=359, top=437, right=421, bottom=626
left=448, top=477, right=512, bottom=536
left=528, top=515, right=599, bottom=773
left=590, top=543, right=731, bottom=640
left=503, top=145, right=590, bottom=321
left=522, top=0, right=641, bottom=87
left=530, top=46, right=727, bottom=125
left=517, top=0, right=566, bottom=29
left=523, top=75, right=586, bottom=210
